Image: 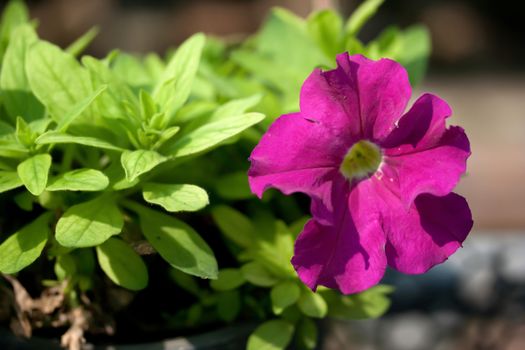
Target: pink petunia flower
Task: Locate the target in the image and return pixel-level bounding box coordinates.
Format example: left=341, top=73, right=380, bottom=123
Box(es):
left=248, top=53, right=473, bottom=294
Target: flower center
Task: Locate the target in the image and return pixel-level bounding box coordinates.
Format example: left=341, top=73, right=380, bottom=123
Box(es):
left=339, top=140, right=382, bottom=181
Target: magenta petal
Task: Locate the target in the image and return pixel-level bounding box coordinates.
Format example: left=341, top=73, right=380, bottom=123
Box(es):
left=248, top=113, right=346, bottom=207
left=382, top=93, right=453, bottom=154
left=346, top=55, right=412, bottom=140
left=292, top=179, right=387, bottom=294
left=382, top=191, right=473, bottom=274
left=382, top=126, right=470, bottom=206
left=300, top=53, right=411, bottom=141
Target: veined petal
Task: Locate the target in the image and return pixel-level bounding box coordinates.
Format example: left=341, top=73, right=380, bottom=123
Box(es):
left=382, top=126, right=470, bottom=206
left=382, top=93, right=453, bottom=154
left=375, top=185, right=473, bottom=274
left=248, top=113, right=346, bottom=206
left=300, top=53, right=411, bottom=142
left=292, top=179, right=387, bottom=294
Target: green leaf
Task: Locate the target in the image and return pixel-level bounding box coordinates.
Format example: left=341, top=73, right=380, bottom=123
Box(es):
left=214, top=171, right=252, bottom=200
left=142, top=183, right=208, bottom=212
left=345, top=0, right=385, bottom=37
left=0, top=0, right=29, bottom=60
left=365, top=26, right=403, bottom=60
left=66, top=26, right=99, bottom=57
left=247, top=319, right=295, bottom=350
left=133, top=204, right=217, bottom=279
left=256, top=7, right=328, bottom=73
left=166, top=112, right=264, bottom=158
left=307, top=10, right=343, bottom=59
left=29, top=118, right=52, bottom=134
left=105, top=161, right=139, bottom=190
left=111, top=52, right=153, bottom=88
left=252, top=221, right=296, bottom=278
left=38, top=190, right=61, bottom=210
left=96, top=237, right=148, bottom=291
left=0, top=140, right=28, bottom=158
left=56, top=85, right=107, bottom=132
left=241, top=262, right=279, bottom=287
left=15, top=116, right=35, bottom=147
left=216, top=290, right=241, bottom=323
left=46, top=169, right=109, bottom=192
left=270, top=281, right=300, bottom=315
left=26, top=40, right=91, bottom=121
left=231, top=51, right=302, bottom=96
left=0, top=24, right=44, bottom=121
left=321, top=284, right=394, bottom=320
left=151, top=125, right=180, bottom=149
left=297, top=289, right=328, bottom=318
left=81, top=55, right=138, bottom=121
left=296, top=318, right=318, bottom=350
left=120, top=149, right=166, bottom=182
left=35, top=132, right=124, bottom=151
left=55, top=196, right=123, bottom=248
left=72, top=249, right=96, bottom=275
left=14, top=191, right=33, bottom=211
left=139, top=89, right=157, bottom=121
left=0, top=171, right=22, bottom=193
left=211, top=205, right=255, bottom=248
left=153, top=33, right=205, bottom=118
left=54, top=254, right=76, bottom=281
left=209, top=94, right=261, bottom=121
left=210, top=268, right=246, bottom=291
left=397, top=25, right=431, bottom=86
left=0, top=213, right=51, bottom=274
left=17, top=154, right=51, bottom=195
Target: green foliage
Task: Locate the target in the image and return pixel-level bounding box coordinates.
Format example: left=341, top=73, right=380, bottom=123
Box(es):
left=17, top=153, right=51, bottom=195
left=297, top=288, right=328, bottom=318
left=0, top=213, right=51, bottom=273
left=96, top=237, right=149, bottom=291
left=142, top=183, right=209, bottom=212
left=247, top=319, right=295, bottom=350
left=66, top=26, right=99, bottom=57
left=120, top=149, right=166, bottom=182
left=0, top=170, right=22, bottom=193
left=55, top=195, right=123, bottom=248
left=0, top=24, right=43, bottom=121
left=210, top=268, right=246, bottom=291
left=133, top=204, right=218, bottom=279
left=46, top=169, right=109, bottom=192
left=321, top=284, right=395, bottom=319
left=220, top=0, right=431, bottom=120
left=345, top=0, right=385, bottom=37
left=270, top=281, right=300, bottom=315
left=0, top=1, right=430, bottom=347
left=26, top=40, right=92, bottom=121
left=153, top=33, right=205, bottom=120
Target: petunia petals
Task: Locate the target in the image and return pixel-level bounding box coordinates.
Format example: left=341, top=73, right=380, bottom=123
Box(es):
left=381, top=191, right=473, bottom=274
left=382, top=93, right=453, bottom=154
left=249, top=52, right=472, bottom=295
left=248, top=112, right=347, bottom=210
left=382, top=125, right=470, bottom=206
left=292, top=179, right=387, bottom=294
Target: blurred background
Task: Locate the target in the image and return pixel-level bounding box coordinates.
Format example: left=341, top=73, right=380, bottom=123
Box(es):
left=3, top=0, right=525, bottom=349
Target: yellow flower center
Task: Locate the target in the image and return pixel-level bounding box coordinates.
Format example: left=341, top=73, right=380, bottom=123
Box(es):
left=339, top=140, right=382, bottom=181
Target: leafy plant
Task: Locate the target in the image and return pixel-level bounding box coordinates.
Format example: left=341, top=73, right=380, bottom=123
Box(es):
left=0, top=0, right=433, bottom=348
left=0, top=0, right=263, bottom=293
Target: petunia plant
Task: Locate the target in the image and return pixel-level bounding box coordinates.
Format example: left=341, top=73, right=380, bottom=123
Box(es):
left=0, top=1, right=264, bottom=293
left=0, top=0, right=470, bottom=349
left=249, top=53, right=473, bottom=294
